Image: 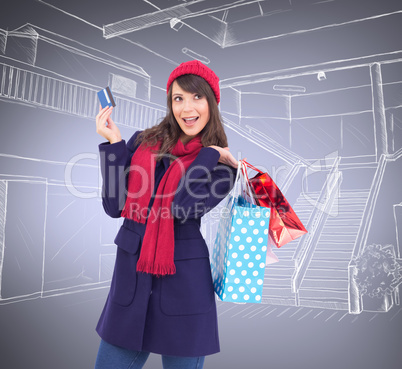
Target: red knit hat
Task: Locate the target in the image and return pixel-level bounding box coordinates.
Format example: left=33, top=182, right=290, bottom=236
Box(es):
left=166, top=60, right=220, bottom=104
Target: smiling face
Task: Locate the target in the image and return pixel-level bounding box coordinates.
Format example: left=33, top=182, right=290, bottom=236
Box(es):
left=171, top=80, right=210, bottom=144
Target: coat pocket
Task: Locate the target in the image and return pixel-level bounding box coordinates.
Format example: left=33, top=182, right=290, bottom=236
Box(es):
left=160, top=238, right=215, bottom=316
left=110, top=226, right=141, bottom=307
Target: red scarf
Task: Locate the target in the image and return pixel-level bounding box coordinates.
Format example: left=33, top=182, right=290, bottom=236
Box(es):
left=121, top=135, right=203, bottom=276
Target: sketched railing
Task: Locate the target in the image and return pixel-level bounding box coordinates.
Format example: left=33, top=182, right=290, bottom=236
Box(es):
left=245, top=125, right=309, bottom=167
left=0, top=62, right=164, bottom=129
left=350, top=154, right=387, bottom=260
left=281, top=160, right=305, bottom=195
left=291, top=157, right=342, bottom=295
left=348, top=153, right=388, bottom=314
left=222, top=116, right=307, bottom=167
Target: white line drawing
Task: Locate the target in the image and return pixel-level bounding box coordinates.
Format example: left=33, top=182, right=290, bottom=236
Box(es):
left=181, top=48, right=210, bottom=64
left=214, top=300, right=397, bottom=323
left=0, top=21, right=165, bottom=304
left=0, top=59, right=165, bottom=128
left=36, top=0, right=178, bottom=65
left=0, top=22, right=166, bottom=128
left=102, top=0, right=261, bottom=39
left=99, top=0, right=402, bottom=50
left=0, top=157, right=110, bottom=305
left=216, top=52, right=402, bottom=314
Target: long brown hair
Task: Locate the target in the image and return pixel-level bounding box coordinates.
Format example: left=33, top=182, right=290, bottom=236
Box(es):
left=135, top=74, right=228, bottom=160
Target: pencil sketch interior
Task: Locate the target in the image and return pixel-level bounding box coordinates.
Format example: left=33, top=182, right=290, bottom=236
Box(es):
left=0, top=0, right=401, bottom=324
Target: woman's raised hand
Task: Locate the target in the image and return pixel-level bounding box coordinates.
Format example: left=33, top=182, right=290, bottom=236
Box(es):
left=95, top=105, right=122, bottom=144
left=208, top=146, right=238, bottom=168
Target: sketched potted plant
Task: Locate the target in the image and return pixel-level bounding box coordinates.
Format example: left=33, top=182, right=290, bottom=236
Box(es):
left=354, top=244, right=402, bottom=312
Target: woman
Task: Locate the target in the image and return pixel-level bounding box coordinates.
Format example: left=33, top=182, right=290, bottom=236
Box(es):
left=94, top=60, right=238, bottom=369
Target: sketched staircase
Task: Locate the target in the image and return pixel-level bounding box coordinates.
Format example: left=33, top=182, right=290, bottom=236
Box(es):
left=262, top=187, right=371, bottom=308
left=298, top=189, right=370, bottom=310
left=261, top=192, right=319, bottom=306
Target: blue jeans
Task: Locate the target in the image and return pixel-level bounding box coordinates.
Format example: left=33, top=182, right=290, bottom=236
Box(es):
left=94, top=339, right=205, bottom=369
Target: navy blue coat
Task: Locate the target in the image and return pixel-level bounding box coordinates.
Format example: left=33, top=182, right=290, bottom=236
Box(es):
left=96, top=131, right=236, bottom=357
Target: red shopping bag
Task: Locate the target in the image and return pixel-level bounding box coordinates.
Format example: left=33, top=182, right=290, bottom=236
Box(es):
left=244, top=161, right=307, bottom=248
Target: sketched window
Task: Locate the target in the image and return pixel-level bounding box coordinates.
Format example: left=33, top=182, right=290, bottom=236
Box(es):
left=109, top=74, right=137, bottom=99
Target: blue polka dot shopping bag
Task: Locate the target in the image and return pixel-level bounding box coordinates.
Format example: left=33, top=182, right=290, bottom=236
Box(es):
left=211, top=161, right=271, bottom=303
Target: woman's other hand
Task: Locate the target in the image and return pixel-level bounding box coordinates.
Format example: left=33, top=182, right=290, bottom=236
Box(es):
left=95, top=105, right=122, bottom=144
left=208, top=146, right=239, bottom=168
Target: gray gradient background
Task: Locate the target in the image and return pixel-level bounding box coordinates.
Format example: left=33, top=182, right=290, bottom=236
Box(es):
left=1, top=1, right=402, bottom=368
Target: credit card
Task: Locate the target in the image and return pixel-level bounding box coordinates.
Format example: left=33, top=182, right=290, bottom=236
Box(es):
left=97, top=86, right=116, bottom=108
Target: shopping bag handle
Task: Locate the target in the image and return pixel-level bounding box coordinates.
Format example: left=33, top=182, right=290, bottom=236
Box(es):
left=232, top=161, right=257, bottom=205
left=240, top=160, right=249, bottom=181
left=239, top=160, right=257, bottom=205
left=242, top=160, right=264, bottom=174
left=231, top=160, right=243, bottom=197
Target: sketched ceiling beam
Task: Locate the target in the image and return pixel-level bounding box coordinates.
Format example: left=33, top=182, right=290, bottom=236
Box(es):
left=103, top=0, right=260, bottom=39
left=220, top=50, right=402, bottom=89
left=221, top=7, right=402, bottom=48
